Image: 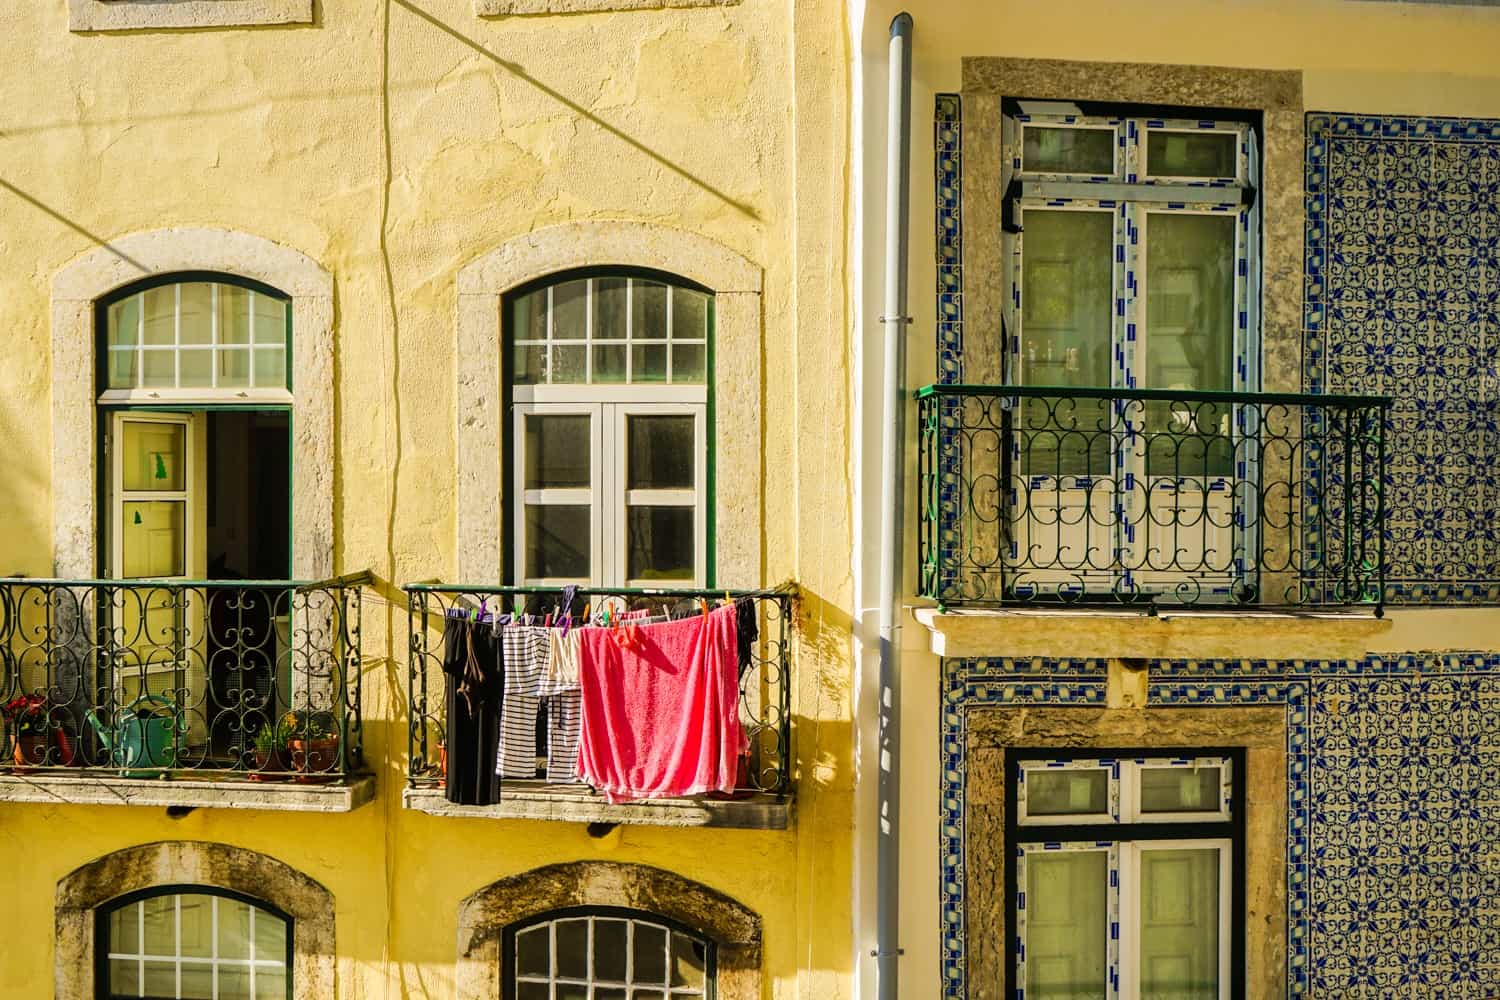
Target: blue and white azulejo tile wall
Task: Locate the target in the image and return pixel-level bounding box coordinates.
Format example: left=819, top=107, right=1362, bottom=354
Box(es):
left=940, top=655, right=1500, bottom=999
left=1306, top=113, right=1500, bottom=604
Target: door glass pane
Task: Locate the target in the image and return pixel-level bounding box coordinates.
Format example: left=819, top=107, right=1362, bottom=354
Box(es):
left=526, top=505, right=591, bottom=579
left=594, top=344, right=627, bottom=383
left=180, top=283, right=215, bottom=345
left=142, top=894, right=176, bottom=953
left=628, top=416, right=694, bottom=490
left=108, top=296, right=141, bottom=349
left=516, top=926, right=550, bottom=977
left=142, top=351, right=176, bottom=388
left=122, top=502, right=185, bottom=578
left=179, top=896, right=213, bottom=958
left=552, top=279, right=588, bottom=340
left=1025, top=768, right=1109, bottom=817
left=254, top=903, right=287, bottom=960
left=108, top=348, right=138, bottom=389
left=633, top=923, right=668, bottom=983
left=180, top=349, right=213, bottom=386
left=555, top=918, right=589, bottom=979
left=595, top=918, right=628, bottom=982
left=123, top=421, right=186, bottom=491
left=671, top=344, right=706, bottom=383
left=595, top=277, right=628, bottom=341
left=1023, top=850, right=1108, bottom=1000
left=180, top=964, right=213, bottom=999
left=512, top=287, right=549, bottom=342
left=1147, top=132, right=1237, bottom=179
left=512, top=344, right=546, bottom=385
left=1020, top=210, right=1114, bottom=476
left=219, top=348, right=251, bottom=388
left=672, top=287, right=708, bottom=340
left=631, top=345, right=668, bottom=383
left=142, top=287, right=176, bottom=346
left=1139, top=848, right=1220, bottom=1000
left=253, top=348, right=286, bottom=388
left=218, top=897, right=252, bottom=960
left=524, top=415, right=591, bottom=489
left=669, top=932, right=707, bottom=989
left=220, top=284, right=251, bottom=344
left=108, top=959, right=139, bottom=994
left=219, top=967, right=250, bottom=997
left=627, top=507, right=694, bottom=582
left=517, top=982, right=550, bottom=1000
left=254, top=968, right=288, bottom=1000
left=251, top=292, right=287, bottom=346
left=1139, top=767, right=1223, bottom=814
left=1022, top=125, right=1116, bottom=175
left=111, top=904, right=140, bottom=953
left=552, top=345, right=587, bottom=384
left=1144, top=213, right=1236, bottom=478
left=142, top=960, right=177, bottom=995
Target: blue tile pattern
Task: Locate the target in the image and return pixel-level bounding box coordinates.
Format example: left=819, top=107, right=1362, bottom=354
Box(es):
left=935, top=94, right=964, bottom=595
left=1306, top=112, right=1500, bottom=604
left=941, top=653, right=1500, bottom=999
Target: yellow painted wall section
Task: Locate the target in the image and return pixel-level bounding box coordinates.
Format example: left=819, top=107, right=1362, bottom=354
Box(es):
left=0, top=0, right=854, bottom=996
left=848, top=2, right=1500, bottom=997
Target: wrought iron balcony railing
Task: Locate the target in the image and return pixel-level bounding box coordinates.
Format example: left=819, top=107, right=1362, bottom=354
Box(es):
left=0, top=575, right=365, bottom=781
left=403, top=584, right=794, bottom=797
left=917, top=384, right=1389, bottom=611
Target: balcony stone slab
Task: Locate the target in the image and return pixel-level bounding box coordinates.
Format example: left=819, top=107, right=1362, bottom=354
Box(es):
left=0, top=772, right=375, bottom=812
left=913, top=606, right=1393, bottom=661
left=403, top=782, right=791, bottom=830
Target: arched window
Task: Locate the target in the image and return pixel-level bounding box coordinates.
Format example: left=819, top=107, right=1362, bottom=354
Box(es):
left=505, top=268, right=713, bottom=587
left=97, top=887, right=292, bottom=999
left=504, top=907, right=714, bottom=1000
left=100, top=274, right=292, bottom=402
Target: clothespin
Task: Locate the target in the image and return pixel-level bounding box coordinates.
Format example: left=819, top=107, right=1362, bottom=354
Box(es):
left=699, top=598, right=709, bottom=618
left=722, top=590, right=733, bottom=608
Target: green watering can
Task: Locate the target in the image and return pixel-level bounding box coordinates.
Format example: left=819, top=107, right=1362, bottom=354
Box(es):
left=85, top=694, right=187, bottom=777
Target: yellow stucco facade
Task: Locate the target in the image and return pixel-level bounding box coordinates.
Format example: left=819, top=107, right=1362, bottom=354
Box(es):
left=0, top=0, right=854, bottom=996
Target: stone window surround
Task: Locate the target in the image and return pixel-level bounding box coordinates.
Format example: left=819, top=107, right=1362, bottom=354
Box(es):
left=959, top=57, right=1304, bottom=394
left=69, top=0, right=315, bottom=33
left=55, top=840, right=335, bottom=1000
left=455, top=220, right=763, bottom=588
left=964, top=706, right=1287, bottom=998
left=455, top=860, right=761, bottom=1000
left=51, top=227, right=335, bottom=581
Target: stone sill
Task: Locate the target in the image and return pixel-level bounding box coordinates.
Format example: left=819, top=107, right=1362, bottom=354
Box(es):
left=0, top=772, right=376, bottom=813
left=403, top=782, right=791, bottom=829
left=69, top=0, right=315, bottom=31
left=475, top=0, right=737, bottom=15
left=913, top=605, right=1393, bottom=661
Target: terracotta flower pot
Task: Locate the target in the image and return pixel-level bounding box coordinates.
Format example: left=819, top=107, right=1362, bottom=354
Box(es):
left=289, top=737, right=339, bottom=783
left=439, top=744, right=448, bottom=789
left=251, top=747, right=290, bottom=781
left=12, top=733, right=48, bottom=770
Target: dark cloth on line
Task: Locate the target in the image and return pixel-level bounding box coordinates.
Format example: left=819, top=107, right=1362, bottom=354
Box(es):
left=735, top=598, right=760, bottom=678
left=442, top=617, right=504, bottom=806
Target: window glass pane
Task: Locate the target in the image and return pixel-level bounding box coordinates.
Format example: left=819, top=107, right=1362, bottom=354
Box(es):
left=551, top=345, right=587, bottom=384
left=552, top=280, right=588, bottom=340
left=524, top=414, right=591, bottom=489
left=555, top=918, right=589, bottom=979
left=179, top=283, right=215, bottom=345
left=1139, top=848, right=1220, bottom=999
left=218, top=966, right=250, bottom=997
left=142, top=287, right=177, bottom=346
left=111, top=903, right=140, bottom=953
left=517, top=983, right=550, bottom=1000
left=633, top=923, right=668, bottom=984
left=595, top=277, right=628, bottom=341
left=108, top=959, right=139, bottom=994
left=219, top=348, right=251, bottom=388
left=122, top=501, right=185, bottom=577
left=1144, top=213, right=1236, bottom=478
left=598, top=990, right=628, bottom=1000
left=108, top=296, right=141, bottom=348
left=122, top=420, right=185, bottom=491
left=1022, top=125, right=1115, bottom=175
left=632, top=280, right=669, bottom=338
left=181, top=964, right=214, bottom=999
left=142, top=894, right=176, bottom=954
left=511, top=288, right=548, bottom=342
left=628, top=416, right=694, bottom=490
left=671, top=344, right=705, bottom=384
left=142, top=351, right=176, bottom=388
left=516, top=926, right=550, bottom=977
left=255, top=968, right=288, bottom=1000
left=252, top=292, right=287, bottom=347
left=635, top=991, right=668, bottom=1000
left=1025, top=768, right=1109, bottom=817
left=254, top=903, right=288, bottom=960
left=219, top=284, right=251, bottom=345
left=1020, top=209, right=1114, bottom=477
left=108, top=349, right=138, bottom=390
left=672, top=287, right=708, bottom=340
left=179, top=895, right=213, bottom=958
left=1147, top=131, right=1237, bottom=179
left=669, top=932, right=707, bottom=989
left=254, top=348, right=286, bottom=388
left=1023, top=850, right=1107, bottom=1000
left=526, top=505, right=591, bottom=580
left=180, top=349, right=213, bottom=386
left=1140, top=767, right=1222, bottom=814
left=594, top=344, right=627, bottom=384
left=595, top=918, right=628, bottom=982
left=142, top=960, right=177, bottom=995
left=513, top=344, right=546, bottom=385
left=627, top=506, right=694, bottom=582
left=558, top=986, right=588, bottom=1000
left=218, top=897, right=252, bottom=960
left=631, top=345, right=668, bottom=383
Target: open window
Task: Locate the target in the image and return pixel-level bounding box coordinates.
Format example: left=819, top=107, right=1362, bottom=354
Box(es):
left=505, top=270, right=712, bottom=588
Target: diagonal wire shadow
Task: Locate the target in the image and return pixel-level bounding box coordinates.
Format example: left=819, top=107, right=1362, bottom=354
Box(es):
left=390, top=0, right=759, bottom=221
left=0, top=178, right=149, bottom=272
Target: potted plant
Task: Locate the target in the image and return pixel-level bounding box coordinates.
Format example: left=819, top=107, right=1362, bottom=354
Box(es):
left=3, top=694, right=54, bottom=770
left=282, top=709, right=340, bottom=783
left=250, top=718, right=293, bottom=780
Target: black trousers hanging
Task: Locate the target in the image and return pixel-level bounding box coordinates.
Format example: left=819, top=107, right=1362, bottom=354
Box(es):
left=442, top=617, right=504, bottom=805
